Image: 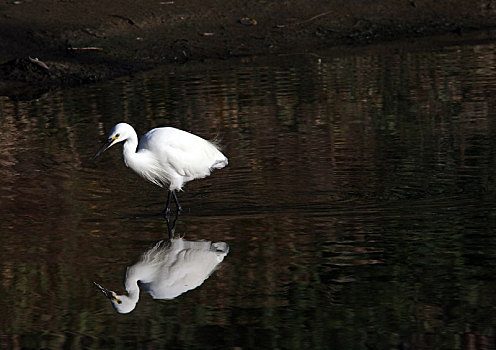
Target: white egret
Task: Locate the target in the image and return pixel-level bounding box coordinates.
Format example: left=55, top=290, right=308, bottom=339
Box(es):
left=94, top=238, right=229, bottom=313
left=93, top=123, right=228, bottom=216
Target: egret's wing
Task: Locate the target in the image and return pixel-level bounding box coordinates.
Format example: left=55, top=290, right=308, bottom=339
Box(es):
left=147, top=247, right=225, bottom=299
left=144, top=127, right=226, bottom=178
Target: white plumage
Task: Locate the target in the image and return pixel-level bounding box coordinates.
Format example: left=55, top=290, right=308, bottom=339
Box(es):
left=93, top=123, right=228, bottom=214
left=94, top=238, right=229, bottom=313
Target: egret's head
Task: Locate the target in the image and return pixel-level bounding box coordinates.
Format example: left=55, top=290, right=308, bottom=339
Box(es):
left=93, top=281, right=137, bottom=314
left=92, top=123, right=133, bottom=160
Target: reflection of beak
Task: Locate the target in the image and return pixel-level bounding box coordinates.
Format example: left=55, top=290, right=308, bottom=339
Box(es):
left=92, top=139, right=114, bottom=160
left=93, top=282, right=114, bottom=300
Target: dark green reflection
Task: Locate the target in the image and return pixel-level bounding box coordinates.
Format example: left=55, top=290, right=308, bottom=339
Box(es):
left=2, top=41, right=496, bottom=349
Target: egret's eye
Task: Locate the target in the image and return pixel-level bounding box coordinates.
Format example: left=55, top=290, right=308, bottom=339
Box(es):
left=116, top=133, right=120, bottom=138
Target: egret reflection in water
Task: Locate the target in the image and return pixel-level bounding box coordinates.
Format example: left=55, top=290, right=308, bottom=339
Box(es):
left=94, top=237, right=229, bottom=313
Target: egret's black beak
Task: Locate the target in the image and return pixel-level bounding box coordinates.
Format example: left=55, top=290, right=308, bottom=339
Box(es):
left=93, top=282, right=113, bottom=300
left=92, top=139, right=114, bottom=160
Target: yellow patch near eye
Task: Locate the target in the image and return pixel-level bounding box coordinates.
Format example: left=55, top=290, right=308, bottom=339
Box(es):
left=114, top=298, right=122, bottom=304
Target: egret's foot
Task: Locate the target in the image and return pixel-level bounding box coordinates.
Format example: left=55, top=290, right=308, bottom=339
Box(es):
left=162, top=207, right=181, bottom=220
left=165, top=212, right=178, bottom=239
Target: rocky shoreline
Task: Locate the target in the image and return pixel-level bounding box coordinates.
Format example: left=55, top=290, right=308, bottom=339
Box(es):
left=1, top=0, right=496, bottom=99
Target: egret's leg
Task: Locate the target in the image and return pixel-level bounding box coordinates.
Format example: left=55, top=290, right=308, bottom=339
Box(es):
left=165, top=213, right=178, bottom=239
left=163, top=190, right=182, bottom=219
left=163, top=190, right=174, bottom=219
left=163, top=190, right=180, bottom=239
left=172, top=191, right=183, bottom=215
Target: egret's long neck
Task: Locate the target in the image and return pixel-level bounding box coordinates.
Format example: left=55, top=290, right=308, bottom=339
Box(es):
left=113, top=277, right=141, bottom=313
left=122, top=132, right=139, bottom=169
left=125, top=279, right=140, bottom=302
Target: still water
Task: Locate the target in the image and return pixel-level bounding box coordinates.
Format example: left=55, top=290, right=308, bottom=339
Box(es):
left=2, top=38, right=496, bottom=349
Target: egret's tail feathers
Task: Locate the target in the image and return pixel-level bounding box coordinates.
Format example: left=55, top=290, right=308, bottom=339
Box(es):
left=211, top=157, right=228, bottom=170
left=212, top=242, right=229, bottom=254
left=212, top=241, right=229, bottom=262
left=209, top=134, right=224, bottom=150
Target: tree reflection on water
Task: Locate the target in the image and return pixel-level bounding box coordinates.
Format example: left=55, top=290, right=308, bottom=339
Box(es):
left=1, top=40, right=496, bottom=349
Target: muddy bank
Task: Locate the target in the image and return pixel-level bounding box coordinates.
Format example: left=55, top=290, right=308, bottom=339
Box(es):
left=1, top=0, right=496, bottom=99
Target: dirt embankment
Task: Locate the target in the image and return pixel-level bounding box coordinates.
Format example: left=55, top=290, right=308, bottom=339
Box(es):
left=1, top=0, right=496, bottom=99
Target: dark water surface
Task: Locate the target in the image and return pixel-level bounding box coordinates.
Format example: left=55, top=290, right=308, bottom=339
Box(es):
left=2, top=39, right=496, bottom=349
